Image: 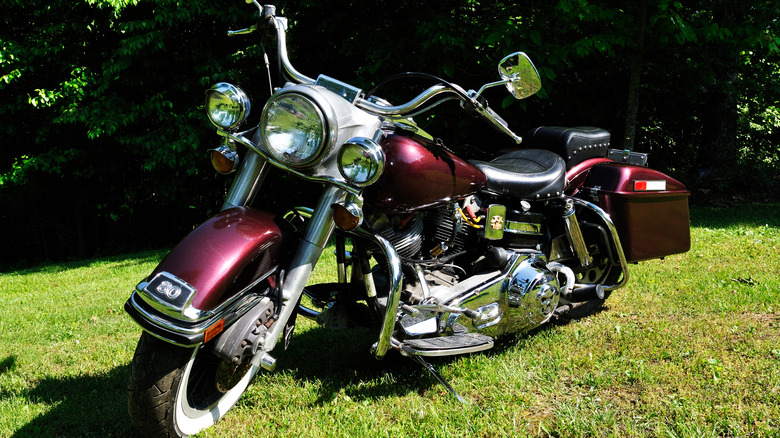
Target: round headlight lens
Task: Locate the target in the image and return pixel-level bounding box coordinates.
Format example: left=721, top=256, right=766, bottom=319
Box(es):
left=205, top=83, right=251, bottom=130
left=338, top=137, right=385, bottom=187
left=261, top=93, right=327, bottom=167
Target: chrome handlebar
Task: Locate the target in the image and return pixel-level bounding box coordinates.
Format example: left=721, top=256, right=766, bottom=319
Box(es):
left=238, top=4, right=523, bottom=142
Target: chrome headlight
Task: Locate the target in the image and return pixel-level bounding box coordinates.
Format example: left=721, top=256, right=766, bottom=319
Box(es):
left=205, top=83, right=251, bottom=130
left=338, top=137, right=385, bottom=187
left=260, top=93, right=328, bottom=167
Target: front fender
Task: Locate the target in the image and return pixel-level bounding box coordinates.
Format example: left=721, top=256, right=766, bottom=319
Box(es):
left=151, top=207, right=291, bottom=311
left=125, top=207, right=295, bottom=345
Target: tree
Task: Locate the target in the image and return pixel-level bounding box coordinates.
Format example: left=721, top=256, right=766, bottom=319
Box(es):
left=1, top=0, right=778, bottom=267
left=0, top=0, right=266, bottom=266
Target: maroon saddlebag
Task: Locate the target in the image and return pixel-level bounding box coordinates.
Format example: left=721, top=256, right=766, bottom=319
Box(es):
left=582, top=162, right=690, bottom=262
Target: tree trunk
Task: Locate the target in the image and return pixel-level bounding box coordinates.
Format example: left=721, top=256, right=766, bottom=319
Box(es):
left=623, top=0, right=648, bottom=151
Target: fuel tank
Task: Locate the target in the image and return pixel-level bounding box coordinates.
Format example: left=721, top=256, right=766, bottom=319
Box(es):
left=366, top=134, right=487, bottom=212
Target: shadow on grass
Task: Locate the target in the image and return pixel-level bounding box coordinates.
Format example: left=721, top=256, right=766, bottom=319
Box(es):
left=268, top=301, right=611, bottom=406
left=0, top=355, right=17, bottom=375
left=5, top=299, right=611, bottom=436
left=0, top=250, right=165, bottom=275
left=270, top=325, right=442, bottom=404
left=690, top=203, right=780, bottom=229
left=8, top=364, right=134, bottom=438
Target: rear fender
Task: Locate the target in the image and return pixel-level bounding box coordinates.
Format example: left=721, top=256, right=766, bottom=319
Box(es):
left=564, top=157, right=613, bottom=196
left=125, top=207, right=295, bottom=345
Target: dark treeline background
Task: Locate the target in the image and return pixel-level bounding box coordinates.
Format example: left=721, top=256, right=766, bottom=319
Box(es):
left=1, top=0, right=778, bottom=269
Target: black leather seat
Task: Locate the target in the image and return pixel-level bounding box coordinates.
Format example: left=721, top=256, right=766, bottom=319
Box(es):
left=470, top=149, right=566, bottom=200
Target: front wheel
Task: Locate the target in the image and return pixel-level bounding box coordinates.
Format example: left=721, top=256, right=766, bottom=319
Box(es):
left=127, top=332, right=260, bottom=437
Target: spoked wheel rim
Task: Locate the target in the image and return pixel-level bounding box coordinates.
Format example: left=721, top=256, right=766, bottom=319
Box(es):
left=173, top=346, right=261, bottom=436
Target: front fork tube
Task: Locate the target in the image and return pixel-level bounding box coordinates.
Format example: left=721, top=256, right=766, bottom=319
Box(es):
left=262, top=185, right=344, bottom=353
left=222, top=153, right=271, bottom=210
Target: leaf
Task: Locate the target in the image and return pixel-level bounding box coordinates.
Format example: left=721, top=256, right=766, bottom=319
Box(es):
left=542, top=66, right=558, bottom=81
left=501, top=95, right=514, bottom=109
left=530, top=30, right=542, bottom=46
left=442, top=61, right=454, bottom=78
left=486, top=31, right=503, bottom=45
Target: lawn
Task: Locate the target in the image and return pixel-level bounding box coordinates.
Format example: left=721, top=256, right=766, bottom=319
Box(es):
left=1, top=204, right=778, bottom=437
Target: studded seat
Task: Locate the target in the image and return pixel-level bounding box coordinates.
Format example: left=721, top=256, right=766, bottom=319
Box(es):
left=470, top=149, right=566, bottom=200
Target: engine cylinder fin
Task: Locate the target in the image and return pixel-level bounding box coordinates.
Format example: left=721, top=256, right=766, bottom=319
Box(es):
left=375, top=215, right=424, bottom=259
left=425, top=205, right=469, bottom=255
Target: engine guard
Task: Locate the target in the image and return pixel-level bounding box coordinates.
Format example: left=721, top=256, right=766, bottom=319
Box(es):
left=124, top=207, right=294, bottom=346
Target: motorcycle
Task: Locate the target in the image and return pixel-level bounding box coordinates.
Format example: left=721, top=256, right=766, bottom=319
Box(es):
left=125, top=3, right=691, bottom=437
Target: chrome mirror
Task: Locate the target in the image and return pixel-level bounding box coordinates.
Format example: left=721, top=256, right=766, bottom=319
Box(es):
left=498, top=52, right=541, bottom=99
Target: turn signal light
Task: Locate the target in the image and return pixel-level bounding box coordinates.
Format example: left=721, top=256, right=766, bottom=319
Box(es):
left=203, top=318, right=225, bottom=343
left=332, top=201, right=363, bottom=231
left=209, top=145, right=239, bottom=174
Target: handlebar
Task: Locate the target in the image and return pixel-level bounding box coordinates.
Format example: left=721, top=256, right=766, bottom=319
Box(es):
left=239, top=3, right=523, bottom=143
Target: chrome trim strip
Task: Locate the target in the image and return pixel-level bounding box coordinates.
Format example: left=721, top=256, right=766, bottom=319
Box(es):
left=135, top=266, right=278, bottom=323
left=128, top=289, right=265, bottom=336
left=570, top=197, right=629, bottom=291
left=397, top=340, right=495, bottom=358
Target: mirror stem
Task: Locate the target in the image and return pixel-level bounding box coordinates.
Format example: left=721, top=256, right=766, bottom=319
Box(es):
left=475, top=79, right=512, bottom=98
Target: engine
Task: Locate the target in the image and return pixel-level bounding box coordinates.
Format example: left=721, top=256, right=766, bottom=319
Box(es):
left=373, top=196, right=547, bottom=267
left=371, top=203, right=474, bottom=261
left=370, top=197, right=564, bottom=335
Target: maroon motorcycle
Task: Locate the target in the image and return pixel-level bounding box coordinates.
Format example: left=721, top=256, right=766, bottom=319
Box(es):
left=125, top=3, right=690, bottom=436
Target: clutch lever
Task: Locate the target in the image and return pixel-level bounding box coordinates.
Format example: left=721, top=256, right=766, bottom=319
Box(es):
left=228, top=4, right=279, bottom=37
left=227, top=25, right=257, bottom=36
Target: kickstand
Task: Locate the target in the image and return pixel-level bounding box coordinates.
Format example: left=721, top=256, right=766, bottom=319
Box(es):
left=410, top=355, right=466, bottom=404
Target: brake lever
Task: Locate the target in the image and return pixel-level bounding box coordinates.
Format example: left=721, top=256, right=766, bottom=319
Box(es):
left=465, top=90, right=523, bottom=144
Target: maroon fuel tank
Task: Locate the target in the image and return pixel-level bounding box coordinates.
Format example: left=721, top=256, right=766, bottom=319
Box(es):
left=366, top=134, right=487, bottom=212
left=150, top=207, right=291, bottom=311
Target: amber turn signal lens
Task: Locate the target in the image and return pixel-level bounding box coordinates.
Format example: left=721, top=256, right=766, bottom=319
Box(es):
left=332, top=202, right=363, bottom=231
left=209, top=145, right=239, bottom=174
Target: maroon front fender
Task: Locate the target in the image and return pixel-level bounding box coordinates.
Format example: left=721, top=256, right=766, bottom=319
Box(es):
left=151, top=207, right=292, bottom=312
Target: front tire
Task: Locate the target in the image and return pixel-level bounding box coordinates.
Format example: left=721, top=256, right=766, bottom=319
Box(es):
left=127, top=332, right=260, bottom=437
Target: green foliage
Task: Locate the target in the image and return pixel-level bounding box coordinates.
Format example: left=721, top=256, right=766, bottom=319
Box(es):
left=0, top=0, right=778, bottom=266
left=0, top=0, right=267, bottom=266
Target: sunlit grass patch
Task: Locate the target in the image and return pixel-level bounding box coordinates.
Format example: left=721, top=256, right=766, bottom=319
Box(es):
left=1, top=206, right=778, bottom=437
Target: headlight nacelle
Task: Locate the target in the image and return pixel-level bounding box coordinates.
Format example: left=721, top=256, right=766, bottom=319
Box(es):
left=205, top=83, right=251, bottom=130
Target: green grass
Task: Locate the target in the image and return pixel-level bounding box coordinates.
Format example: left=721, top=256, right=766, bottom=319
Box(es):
left=1, top=205, right=778, bottom=437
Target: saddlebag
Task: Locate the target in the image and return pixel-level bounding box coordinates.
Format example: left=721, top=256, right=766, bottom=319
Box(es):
left=582, top=162, right=690, bottom=262
left=526, top=126, right=610, bottom=169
